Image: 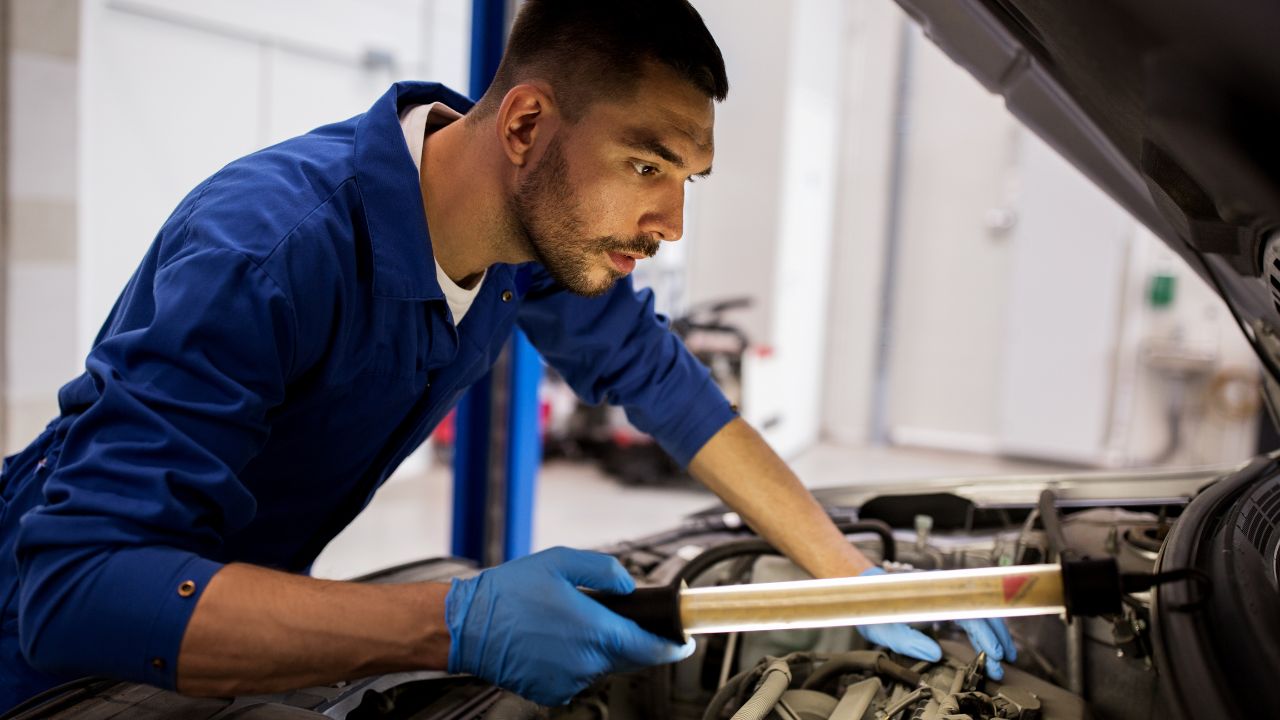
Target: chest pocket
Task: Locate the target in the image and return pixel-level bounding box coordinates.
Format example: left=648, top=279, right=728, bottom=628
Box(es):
left=351, top=301, right=441, bottom=380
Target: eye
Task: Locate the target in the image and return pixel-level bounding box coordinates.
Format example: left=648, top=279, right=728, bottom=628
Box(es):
left=631, top=161, right=660, bottom=177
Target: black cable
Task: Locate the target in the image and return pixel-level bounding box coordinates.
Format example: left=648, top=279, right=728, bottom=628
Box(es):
left=1121, top=567, right=1212, bottom=611
left=674, top=520, right=896, bottom=586
left=701, top=672, right=748, bottom=720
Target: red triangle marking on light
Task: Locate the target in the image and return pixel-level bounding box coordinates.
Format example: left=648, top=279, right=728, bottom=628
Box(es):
left=1002, top=575, right=1030, bottom=603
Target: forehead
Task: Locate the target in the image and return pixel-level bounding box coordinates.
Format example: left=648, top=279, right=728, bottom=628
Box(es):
left=580, top=65, right=716, bottom=154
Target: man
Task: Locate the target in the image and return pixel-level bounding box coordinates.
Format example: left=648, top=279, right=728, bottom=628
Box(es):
left=0, top=0, right=1014, bottom=710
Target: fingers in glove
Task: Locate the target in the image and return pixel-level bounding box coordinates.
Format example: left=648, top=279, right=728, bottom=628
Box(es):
left=613, top=623, right=697, bottom=667
left=958, top=619, right=1005, bottom=680
left=541, top=546, right=636, bottom=595
left=990, top=618, right=1017, bottom=662
left=983, top=653, right=1004, bottom=680
left=960, top=619, right=1004, bottom=662
left=858, top=623, right=942, bottom=662
left=894, top=626, right=943, bottom=661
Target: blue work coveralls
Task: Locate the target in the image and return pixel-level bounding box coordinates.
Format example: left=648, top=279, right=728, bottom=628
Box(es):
left=0, top=82, right=735, bottom=710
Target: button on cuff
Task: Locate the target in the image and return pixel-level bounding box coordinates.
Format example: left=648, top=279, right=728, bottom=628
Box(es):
left=139, top=554, right=223, bottom=689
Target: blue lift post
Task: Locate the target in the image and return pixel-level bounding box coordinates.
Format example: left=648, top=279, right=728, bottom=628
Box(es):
left=451, top=0, right=544, bottom=566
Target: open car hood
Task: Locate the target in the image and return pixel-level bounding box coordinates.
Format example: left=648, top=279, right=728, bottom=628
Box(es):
left=891, top=0, right=1280, bottom=406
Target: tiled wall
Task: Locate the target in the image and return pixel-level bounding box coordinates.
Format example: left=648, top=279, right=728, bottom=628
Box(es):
left=4, top=0, right=81, bottom=453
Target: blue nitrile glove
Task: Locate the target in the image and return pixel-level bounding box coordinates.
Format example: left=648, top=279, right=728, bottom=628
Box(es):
left=853, top=567, right=1017, bottom=680
left=446, top=547, right=696, bottom=706
left=956, top=616, right=1017, bottom=680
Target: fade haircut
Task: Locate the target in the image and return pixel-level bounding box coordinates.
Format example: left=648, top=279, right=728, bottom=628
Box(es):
left=469, top=0, right=729, bottom=122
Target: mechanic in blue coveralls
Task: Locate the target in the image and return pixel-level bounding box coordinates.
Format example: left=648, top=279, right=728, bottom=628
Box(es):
left=0, top=0, right=1015, bottom=710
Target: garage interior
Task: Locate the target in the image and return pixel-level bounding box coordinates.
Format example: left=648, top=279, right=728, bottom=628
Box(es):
left=2, top=1, right=1276, bottom=719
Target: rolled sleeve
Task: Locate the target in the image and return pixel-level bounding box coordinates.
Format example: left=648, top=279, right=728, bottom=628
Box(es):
left=17, top=546, right=222, bottom=686
left=653, top=375, right=739, bottom=465
left=14, top=247, right=296, bottom=684
left=516, top=267, right=737, bottom=466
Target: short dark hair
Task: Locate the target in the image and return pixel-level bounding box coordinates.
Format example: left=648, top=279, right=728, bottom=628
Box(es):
left=470, top=0, right=729, bottom=121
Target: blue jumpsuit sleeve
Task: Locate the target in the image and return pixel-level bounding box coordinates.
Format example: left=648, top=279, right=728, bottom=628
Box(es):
left=13, top=247, right=296, bottom=688
left=516, top=266, right=737, bottom=466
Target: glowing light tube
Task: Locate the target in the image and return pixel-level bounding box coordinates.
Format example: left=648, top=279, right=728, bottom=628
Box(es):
left=678, top=564, right=1065, bottom=635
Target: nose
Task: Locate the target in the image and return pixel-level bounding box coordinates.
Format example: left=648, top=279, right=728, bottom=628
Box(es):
left=639, top=187, right=685, bottom=243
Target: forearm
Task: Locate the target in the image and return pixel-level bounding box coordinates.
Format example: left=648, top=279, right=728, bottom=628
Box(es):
left=687, top=418, right=875, bottom=579
left=178, top=563, right=451, bottom=696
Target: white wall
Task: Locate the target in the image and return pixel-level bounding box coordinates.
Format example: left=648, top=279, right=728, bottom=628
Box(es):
left=78, top=0, right=469, bottom=356
left=4, top=0, right=81, bottom=452
left=687, top=0, right=854, bottom=458
left=821, top=0, right=909, bottom=446
left=762, top=0, right=848, bottom=457
left=1, top=0, right=467, bottom=455
left=683, top=0, right=792, bottom=347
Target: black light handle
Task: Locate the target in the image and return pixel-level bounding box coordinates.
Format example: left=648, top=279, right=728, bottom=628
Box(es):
left=582, top=583, right=685, bottom=643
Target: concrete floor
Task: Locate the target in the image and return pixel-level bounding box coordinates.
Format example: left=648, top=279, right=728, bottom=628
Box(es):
left=310, top=443, right=1056, bottom=580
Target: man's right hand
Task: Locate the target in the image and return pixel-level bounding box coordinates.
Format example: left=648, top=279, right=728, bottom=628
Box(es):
left=445, top=547, right=694, bottom=706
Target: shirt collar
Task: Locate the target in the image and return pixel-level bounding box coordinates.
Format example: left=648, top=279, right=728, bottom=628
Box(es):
left=354, top=81, right=474, bottom=301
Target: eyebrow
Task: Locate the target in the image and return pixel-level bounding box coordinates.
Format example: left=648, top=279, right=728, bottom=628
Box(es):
left=622, top=131, right=713, bottom=178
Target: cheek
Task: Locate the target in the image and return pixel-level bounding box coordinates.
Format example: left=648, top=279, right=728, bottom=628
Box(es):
left=572, top=173, right=635, bottom=231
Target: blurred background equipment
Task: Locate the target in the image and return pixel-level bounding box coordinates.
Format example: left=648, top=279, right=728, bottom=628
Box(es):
left=541, top=297, right=753, bottom=486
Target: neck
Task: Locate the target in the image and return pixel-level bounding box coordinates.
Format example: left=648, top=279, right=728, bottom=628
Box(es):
left=420, top=116, right=529, bottom=284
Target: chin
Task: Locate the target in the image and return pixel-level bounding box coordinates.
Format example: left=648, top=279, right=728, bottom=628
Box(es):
left=568, top=279, right=618, bottom=299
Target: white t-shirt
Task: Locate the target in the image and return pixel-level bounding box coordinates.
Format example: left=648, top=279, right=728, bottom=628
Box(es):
left=399, top=102, right=485, bottom=327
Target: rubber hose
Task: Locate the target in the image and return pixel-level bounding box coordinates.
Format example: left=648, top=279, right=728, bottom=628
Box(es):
left=800, top=651, right=920, bottom=691
left=703, top=670, right=751, bottom=720
left=1038, top=489, right=1076, bottom=562
left=798, top=651, right=880, bottom=690
left=730, top=659, right=792, bottom=720
left=828, top=677, right=880, bottom=720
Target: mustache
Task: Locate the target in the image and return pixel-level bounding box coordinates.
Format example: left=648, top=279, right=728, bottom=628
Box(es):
left=602, top=236, right=661, bottom=259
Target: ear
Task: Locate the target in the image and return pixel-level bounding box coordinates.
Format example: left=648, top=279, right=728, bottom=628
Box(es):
left=495, top=82, right=561, bottom=169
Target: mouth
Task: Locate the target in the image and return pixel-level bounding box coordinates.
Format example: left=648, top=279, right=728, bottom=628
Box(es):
left=607, top=251, right=642, bottom=274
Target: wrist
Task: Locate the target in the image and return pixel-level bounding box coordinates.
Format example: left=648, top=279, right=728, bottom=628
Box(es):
left=410, top=582, right=454, bottom=671
left=443, top=576, right=479, bottom=674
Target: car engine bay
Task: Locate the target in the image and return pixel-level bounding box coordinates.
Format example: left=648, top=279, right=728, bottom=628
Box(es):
left=15, top=458, right=1273, bottom=720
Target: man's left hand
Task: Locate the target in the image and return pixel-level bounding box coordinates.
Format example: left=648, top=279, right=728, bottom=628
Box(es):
left=955, top=617, right=1017, bottom=679
left=855, top=568, right=1017, bottom=680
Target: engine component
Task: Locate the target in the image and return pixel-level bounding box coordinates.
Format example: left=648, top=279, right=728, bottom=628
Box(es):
left=701, top=641, right=1082, bottom=720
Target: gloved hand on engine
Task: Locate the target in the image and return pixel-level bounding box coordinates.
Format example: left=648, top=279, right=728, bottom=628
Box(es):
left=445, top=546, right=696, bottom=706
left=853, top=567, right=1017, bottom=680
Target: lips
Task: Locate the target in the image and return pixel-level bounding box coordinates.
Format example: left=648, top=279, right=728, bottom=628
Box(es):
left=608, top=251, right=638, bottom=274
